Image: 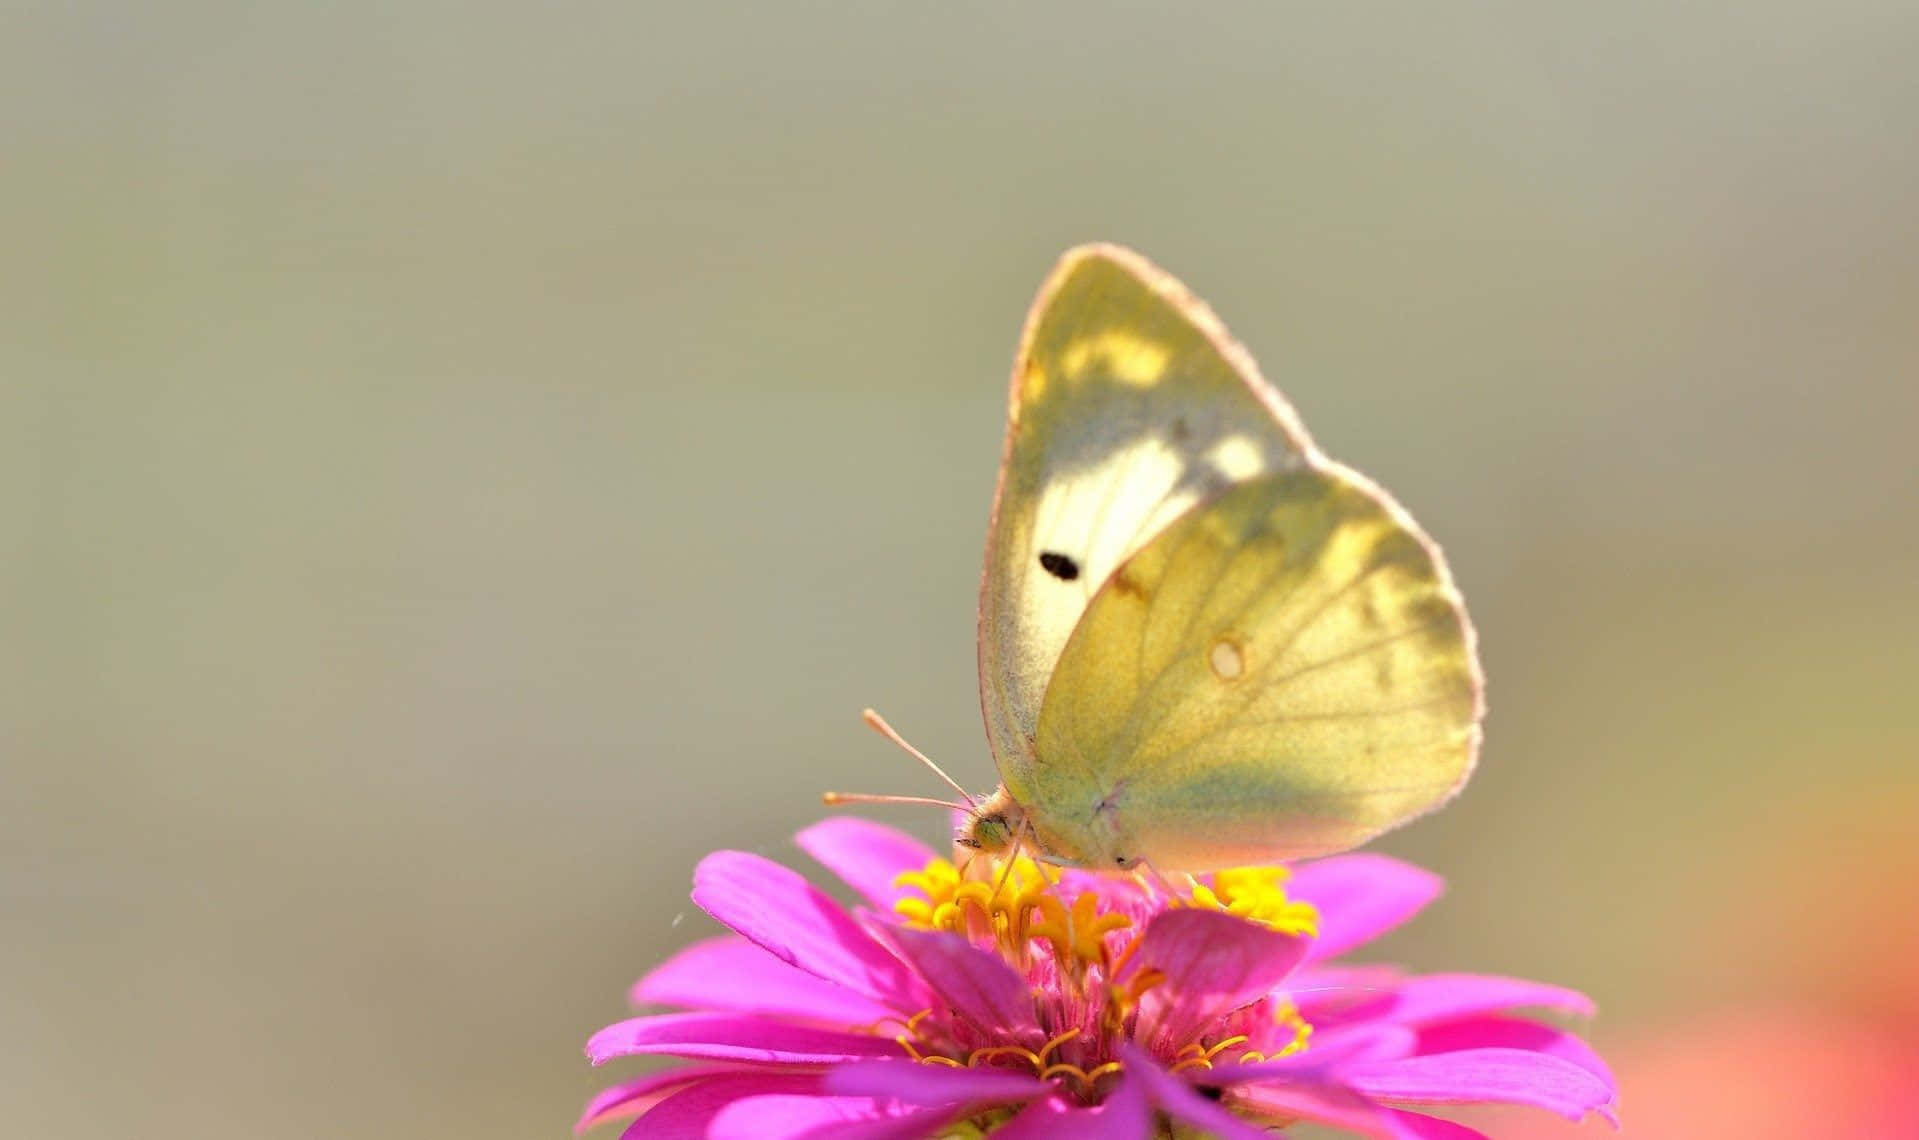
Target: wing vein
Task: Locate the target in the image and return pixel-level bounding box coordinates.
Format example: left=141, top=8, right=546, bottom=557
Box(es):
left=1230, top=694, right=1464, bottom=728
left=1260, top=613, right=1457, bottom=691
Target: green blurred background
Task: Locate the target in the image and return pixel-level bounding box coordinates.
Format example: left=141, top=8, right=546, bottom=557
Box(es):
left=7, top=5, right=1917, bottom=1138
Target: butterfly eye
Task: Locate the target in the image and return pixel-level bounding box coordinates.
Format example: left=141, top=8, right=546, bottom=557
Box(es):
left=970, top=813, right=1014, bottom=852
left=1038, top=552, right=1080, bottom=581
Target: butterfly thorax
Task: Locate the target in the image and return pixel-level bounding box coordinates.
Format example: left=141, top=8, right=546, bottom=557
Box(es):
left=963, top=785, right=1141, bottom=872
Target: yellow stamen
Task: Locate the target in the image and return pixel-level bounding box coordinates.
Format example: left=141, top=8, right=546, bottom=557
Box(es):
left=1037, top=1027, right=1081, bottom=1066
left=1124, top=968, right=1167, bottom=1003
left=1039, top=1060, right=1122, bottom=1088
left=1272, top=999, right=1313, bottom=1058
left=1030, top=891, right=1131, bottom=965
left=966, top=1044, right=1044, bottom=1070
left=894, top=855, right=1052, bottom=945
left=1187, top=867, right=1320, bottom=936
left=1203, top=1035, right=1250, bottom=1060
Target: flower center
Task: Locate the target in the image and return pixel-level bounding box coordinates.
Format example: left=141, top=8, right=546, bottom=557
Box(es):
left=889, top=854, right=1319, bottom=1103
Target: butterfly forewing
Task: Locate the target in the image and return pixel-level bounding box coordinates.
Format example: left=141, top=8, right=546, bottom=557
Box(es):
left=978, top=246, right=1316, bottom=777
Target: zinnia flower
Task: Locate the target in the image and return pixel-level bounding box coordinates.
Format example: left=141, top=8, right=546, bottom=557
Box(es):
left=580, top=817, right=1616, bottom=1138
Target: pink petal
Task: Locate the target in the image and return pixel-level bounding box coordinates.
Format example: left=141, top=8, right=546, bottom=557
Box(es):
left=1293, top=963, right=1406, bottom=994
left=1129, top=909, right=1309, bottom=1045
left=1211, top=1069, right=1420, bottom=1138
left=1290, top=964, right=1410, bottom=1026
left=1053, top=868, right=1153, bottom=910
left=1192, top=1044, right=1438, bottom=1138
left=621, top=1072, right=824, bottom=1140
left=632, top=936, right=896, bottom=1026
left=1288, top=854, right=1443, bottom=965
left=1312, top=1024, right=1420, bottom=1064
left=878, top=925, right=1039, bottom=1036
left=1373, top=973, right=1596, bottom=1025
left=709, top=1095, right=968, bottom=1140
left=795, top=817, right=939, bottom=911
left=1121, top=1046, right=1327, bottom=1140
left=1344, top=1047, right=1617, bottom=1121
left=576, top=1065, right=739, bottom=1133
left=989, top=1085, right=1151, bottom=1140
left=586, top=1012, right=902, bottom=1066
left=1415, top=1016, right=1616, bottom=1091
left=1385, top=1109, right=1492, bottom=1139
left=693, top=851, right=922, bottom=1006
left=1207, top=1024, right=1417, bottom=1086
left=825, top=1059, right=1049, bottom=1105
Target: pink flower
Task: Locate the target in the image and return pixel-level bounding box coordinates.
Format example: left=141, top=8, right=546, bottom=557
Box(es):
left=580, top=818, right=1616, bottom=1138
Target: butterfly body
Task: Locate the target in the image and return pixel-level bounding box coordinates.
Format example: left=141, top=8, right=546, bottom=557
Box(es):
left=968, top=245, right=1482, bottom=873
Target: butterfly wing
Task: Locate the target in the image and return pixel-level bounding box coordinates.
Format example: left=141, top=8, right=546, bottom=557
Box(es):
left=978, top=245, right=1317, bottom=781
left=1027, top=463, right=1482, bottom=870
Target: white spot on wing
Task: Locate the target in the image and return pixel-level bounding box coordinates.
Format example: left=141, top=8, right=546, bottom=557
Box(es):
left=1209, top=638, right=1246, bottom=679
left=1206, top=434, right=1264, bottom=482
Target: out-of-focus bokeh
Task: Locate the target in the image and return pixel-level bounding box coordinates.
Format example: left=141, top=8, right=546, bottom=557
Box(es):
left=7, top=5, right=1917, bottom=1138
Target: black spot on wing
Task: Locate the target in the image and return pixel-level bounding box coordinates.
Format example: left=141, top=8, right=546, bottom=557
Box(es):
left=1039, top=551, right=1081, bottom=581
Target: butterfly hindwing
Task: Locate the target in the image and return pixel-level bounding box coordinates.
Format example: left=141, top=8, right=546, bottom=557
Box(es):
left=1021, top=463, right=1481, bottom=868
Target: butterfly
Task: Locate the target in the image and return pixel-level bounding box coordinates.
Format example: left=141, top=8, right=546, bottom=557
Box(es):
left=842, top=244, right=1482, bottom=874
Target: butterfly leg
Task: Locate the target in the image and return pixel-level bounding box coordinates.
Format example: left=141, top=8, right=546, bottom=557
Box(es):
left=987, top=813, right=1038, bottom=904
left=1133, top=862, right=1199, bottom=904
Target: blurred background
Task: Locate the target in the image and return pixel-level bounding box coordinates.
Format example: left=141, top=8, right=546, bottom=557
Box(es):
left=6, top=4, right=1917, bottom=1138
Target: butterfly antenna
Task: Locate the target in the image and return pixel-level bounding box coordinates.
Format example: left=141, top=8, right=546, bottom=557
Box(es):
left=821, top=792, right=970, bottom=810
left=860, top=708, right=975, bottom=803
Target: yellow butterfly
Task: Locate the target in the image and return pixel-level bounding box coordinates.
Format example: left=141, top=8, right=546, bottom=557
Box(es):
left=847, top=244, right=1483, bottom=874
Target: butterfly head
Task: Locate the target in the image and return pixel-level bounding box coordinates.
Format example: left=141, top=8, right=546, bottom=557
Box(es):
left=955, top=786, right=1021, bottom=856
left=956, top=786, right=1136, bottom=871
